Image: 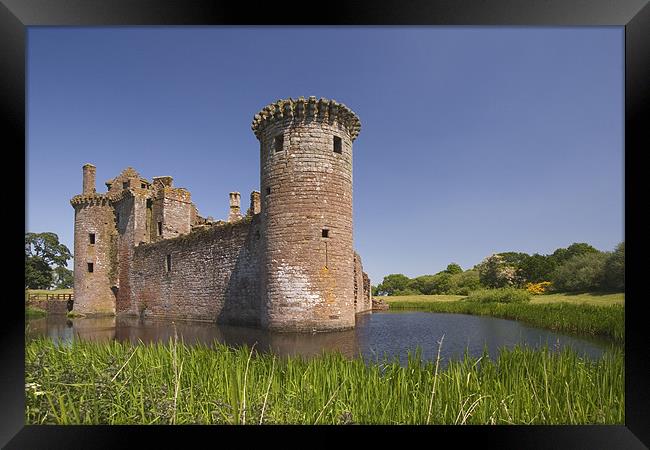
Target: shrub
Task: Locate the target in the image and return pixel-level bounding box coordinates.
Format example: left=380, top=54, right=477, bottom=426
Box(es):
left=551, top=252, right=608, bottom=292
left=465, top=287, right=531, bottom=303
left=525, top=281, right=552, bottom=295
left=602, top=242, right=624, bottom=292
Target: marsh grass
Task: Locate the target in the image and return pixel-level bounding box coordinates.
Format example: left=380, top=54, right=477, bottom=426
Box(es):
left=386, top=300, right=624, bottom=342
left=25, top=337, right=623, bottom=425
left=25, top=307, right=47, bottom=318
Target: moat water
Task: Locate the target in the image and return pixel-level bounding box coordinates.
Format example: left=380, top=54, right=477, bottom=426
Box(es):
left=25, top=311, right=616, bottom=367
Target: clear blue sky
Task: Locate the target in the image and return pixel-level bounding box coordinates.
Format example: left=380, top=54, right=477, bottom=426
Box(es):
left=26, top=27, right=624, bottom=284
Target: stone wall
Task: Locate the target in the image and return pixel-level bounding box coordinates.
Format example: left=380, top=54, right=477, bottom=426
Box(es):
left=353, top=251, right=372, bottom=313
left=70, top=195, right=117, bottom=315
left=254, top=97, right=360, bottom=332
left=129, top=216, right=262, bottom=325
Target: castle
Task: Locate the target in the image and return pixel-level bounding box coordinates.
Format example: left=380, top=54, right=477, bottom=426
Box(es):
left=70, top=96, right=372, bottom=332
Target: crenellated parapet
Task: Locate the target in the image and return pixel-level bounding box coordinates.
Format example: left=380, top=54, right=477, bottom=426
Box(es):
left=70, top=193, right=112, bottom=208
left=251, top=96, right=361, bottom=142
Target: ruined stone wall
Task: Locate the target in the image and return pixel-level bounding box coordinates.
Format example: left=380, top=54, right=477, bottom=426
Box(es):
left=129, top=216, right=262, bottom=325
left=353, top=252, right=372, bottom=313
left=254, top=97, right=361, bottom=332
left=152, top=185, right=193, bottom=242
left=362, top=272, right=371, bottom=311
left=70, top=195, right=117, bottom=315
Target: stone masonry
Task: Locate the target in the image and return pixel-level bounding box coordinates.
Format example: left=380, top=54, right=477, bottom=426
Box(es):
left=70, top=96, right=371, bottom=332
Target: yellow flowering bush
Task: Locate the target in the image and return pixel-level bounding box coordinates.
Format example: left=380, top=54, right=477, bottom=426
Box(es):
left=525, top=281, right=552, bottom=294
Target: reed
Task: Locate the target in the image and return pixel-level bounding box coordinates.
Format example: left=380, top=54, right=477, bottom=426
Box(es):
left=25, top=337, right=623, bottom=425
left=386, top=301, right=624, bottom=342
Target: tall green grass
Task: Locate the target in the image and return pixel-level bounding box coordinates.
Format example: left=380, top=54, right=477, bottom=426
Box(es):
left=25, top=307, right=47, bottom=318
left=25, top=337, right=623, bottom=425
left=386, top=301, right=624, bottom=342
left=465, top=288, right=531, bottom=303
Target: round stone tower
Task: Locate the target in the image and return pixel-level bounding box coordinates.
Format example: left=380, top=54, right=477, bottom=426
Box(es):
left=252, top=96, right=361, bottom=332
left=70, top=163, right=117, bottom=315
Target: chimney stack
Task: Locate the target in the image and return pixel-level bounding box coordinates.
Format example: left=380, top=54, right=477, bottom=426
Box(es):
left=82, top=163, right=96, bottom=194
left=228, top=192, right=242, bottom=222
left=249, top=190, right=261, bottom=215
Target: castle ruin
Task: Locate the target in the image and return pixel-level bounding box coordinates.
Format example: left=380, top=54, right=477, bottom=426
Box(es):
left=70, top=96, right=372, bottom=332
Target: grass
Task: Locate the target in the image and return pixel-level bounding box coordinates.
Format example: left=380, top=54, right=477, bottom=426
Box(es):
left=378, top=292, right=624, bottom=306
left=386, top=299, right=624, bottom=342
left=530, top=292, right=624, bottom=306
left=25, top=337, right=624, bottom=425
left=26, top=307, right=47, bottom=318
left=382, top=294, right=466, bottom=303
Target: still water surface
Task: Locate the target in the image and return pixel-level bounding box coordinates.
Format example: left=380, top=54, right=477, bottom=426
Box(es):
left=26, top=311, right=615, bottom=367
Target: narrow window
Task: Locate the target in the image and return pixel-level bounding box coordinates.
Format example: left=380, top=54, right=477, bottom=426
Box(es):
left=141, top=183, right=146, bottom=189
left=333, top=136, right=342, bottom=154
left=89, top=233, right=96, bottom=244
left=322, top=229, right=329, bottom=238
left=157, top=221, right=163, bottom=236
left=87, top=263, right=94, bottom=273
left=122, top=181, right=128, bottom=189
left=166, top=254, right=172, bottom=272
left=274, top=134, right=284, bottom=153
left=265, top=187, right=271, bottom=196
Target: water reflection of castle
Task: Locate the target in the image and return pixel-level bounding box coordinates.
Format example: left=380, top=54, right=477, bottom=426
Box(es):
left=28, top=314, right=374, bottom=360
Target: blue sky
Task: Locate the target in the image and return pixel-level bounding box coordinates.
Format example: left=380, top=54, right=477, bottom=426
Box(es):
left=26, top=27, right=624, bottom=284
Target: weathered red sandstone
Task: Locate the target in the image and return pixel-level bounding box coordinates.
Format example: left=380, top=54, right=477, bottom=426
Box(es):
left=70, top=97, right=371, bottom=332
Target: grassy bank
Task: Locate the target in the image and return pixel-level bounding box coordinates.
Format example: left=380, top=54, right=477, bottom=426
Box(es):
left=25, top=338, right=623, bottom=425
left=386, top=298, right=624, bottom=342
left=381, top=292, right=624, bottom=306
left=25, top=307, right=47, bottom=318
left=530, top=292, right=624, bottom=306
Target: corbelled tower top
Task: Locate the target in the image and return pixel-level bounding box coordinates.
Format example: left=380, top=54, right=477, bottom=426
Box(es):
left=251, top=96, right=361, bottom=142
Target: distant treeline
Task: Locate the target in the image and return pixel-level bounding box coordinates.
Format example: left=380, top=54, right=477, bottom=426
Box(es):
left=373, top=242, right=624, bottom=296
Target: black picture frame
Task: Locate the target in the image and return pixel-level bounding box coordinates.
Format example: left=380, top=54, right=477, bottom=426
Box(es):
left=4, top=0, right=648, bottom=448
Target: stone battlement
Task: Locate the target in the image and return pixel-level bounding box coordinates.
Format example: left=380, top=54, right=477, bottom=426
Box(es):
left=251, top=96, right=361, bottom=142
left=71, top=96, right=371, bottom=331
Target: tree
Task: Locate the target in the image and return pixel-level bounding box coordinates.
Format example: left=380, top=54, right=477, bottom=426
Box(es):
left=53, top=266, right=74, bottom=289
left=551, top=252, right=608, bottom=292
left=602, top=242, right=624, bottom=292
left=25, top=232, right=72, bottom=289
left=519, top=253, right=556, bottom=283
left=449, top=270, right=482, bottom=295
left=407, top=275, right=438, bottom=295
left=444, top=263, right=463, bottom=275
left=496, top=252, right=530, bottom=269
left=376, top=274, right=410, bottom=296
left=551, top=243, right=599, bottom=266
left=25, top=257, right=53, bottom=289
left=475, top=254, right=519, bottom=288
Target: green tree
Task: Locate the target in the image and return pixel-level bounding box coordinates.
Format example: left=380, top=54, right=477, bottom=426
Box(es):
left=444, top=263, right=463, bottom=275
left=476, top=254, right=519, bottom=288
left=25, top=257, right=53, bottom=289
left=551, top=252, right=608, bottom=292
left=25, top=232, right=72, bottom=289
left=53, top=266, right=74, bottom=289
left=519, top=253, right=556, bottom=283
left=602, top=242, right=624, bottom=292
left=496, top=252, right=530, bottom=269
left=376, top=274, right=410, bottom=296
left=407, top=275, right=438, bottom=295
left=551, top=243, right=599, bottom=266
left=449, top=270, right=482, bottom=295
